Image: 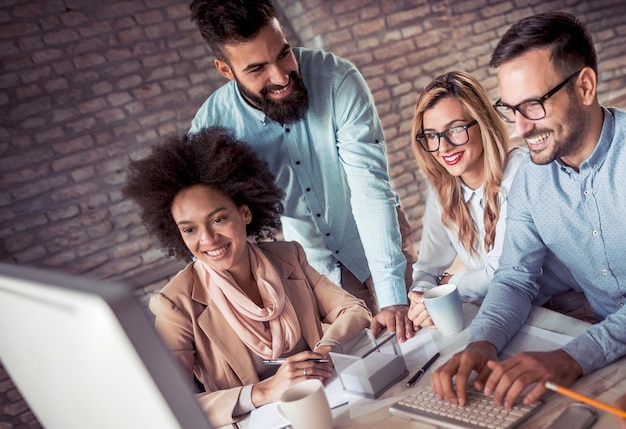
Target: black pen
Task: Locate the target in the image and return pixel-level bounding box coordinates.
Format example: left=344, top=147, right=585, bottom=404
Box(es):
left=406, top=352, right=440, bottom=388
left=262, top=358, right=330, bottom=365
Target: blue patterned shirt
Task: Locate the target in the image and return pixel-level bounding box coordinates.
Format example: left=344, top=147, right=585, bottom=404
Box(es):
left=190, top=48, right=407, bottom=307
left=470, top=108, right=626, bottom=374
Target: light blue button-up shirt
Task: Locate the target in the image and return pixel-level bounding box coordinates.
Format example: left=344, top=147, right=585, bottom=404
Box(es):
left=470, top=108, right=626, bottom=374
left=190, top=47, right=407, bottom=308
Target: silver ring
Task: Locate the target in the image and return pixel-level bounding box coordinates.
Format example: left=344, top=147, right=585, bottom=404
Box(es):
left=303, top=368, right=307, bottom=376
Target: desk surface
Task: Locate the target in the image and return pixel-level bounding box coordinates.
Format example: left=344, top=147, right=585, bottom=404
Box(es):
left=330, top=304, right=626, bottom=429
left=231, top=304, right=625, bottom=429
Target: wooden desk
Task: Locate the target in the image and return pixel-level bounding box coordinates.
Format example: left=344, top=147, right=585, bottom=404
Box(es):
left=331, top=304, right=626, bottom=428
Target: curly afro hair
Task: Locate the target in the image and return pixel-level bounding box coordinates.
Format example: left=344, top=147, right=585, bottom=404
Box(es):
left=123, top=126, right=284, bottom=261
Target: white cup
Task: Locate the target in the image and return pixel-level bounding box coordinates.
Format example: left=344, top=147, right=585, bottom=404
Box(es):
left=277, top=379, right=333, bottom=429
left=422, top=283, right=464, bottom=336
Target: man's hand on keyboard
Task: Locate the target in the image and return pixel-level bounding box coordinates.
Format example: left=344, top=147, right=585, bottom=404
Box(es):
left=483, top=349, right=583, bottom=408
left=430, top=341, right=497, bottom=407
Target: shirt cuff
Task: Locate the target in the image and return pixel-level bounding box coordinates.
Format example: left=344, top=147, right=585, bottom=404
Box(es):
left=315, top=339, right=340, bottom=351
left=233, top=384, right=256, bottom=417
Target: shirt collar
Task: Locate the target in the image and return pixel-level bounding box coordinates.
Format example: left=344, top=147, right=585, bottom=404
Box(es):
left=232, top=82, right=269, bottom=124
left=580, top=107, right=612, bottom=172
left=557, top=107, right=613, bottom=174
left=460, top=180, right=483, bottom=203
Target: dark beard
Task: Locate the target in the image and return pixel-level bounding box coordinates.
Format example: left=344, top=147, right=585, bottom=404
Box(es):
left=237, top=71, right=309, bottom=124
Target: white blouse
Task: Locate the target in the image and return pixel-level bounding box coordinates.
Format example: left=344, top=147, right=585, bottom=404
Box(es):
left=410, top=147, right=527, bottom=301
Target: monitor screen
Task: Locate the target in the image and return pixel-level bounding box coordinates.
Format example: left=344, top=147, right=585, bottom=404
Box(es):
left=0, top=262, right=213, bottom=429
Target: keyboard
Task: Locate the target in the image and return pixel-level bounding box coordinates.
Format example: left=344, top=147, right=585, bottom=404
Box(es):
left=389, top=385, right=542, bottom=429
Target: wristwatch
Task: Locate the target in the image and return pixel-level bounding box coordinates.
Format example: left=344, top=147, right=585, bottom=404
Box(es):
left=436, top=272, right=451, bottom=285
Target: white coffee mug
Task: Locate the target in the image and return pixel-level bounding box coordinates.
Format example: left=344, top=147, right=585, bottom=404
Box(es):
left=422, top=283, right=464, bottom=336
left=277, top=379, right=333, bottom=429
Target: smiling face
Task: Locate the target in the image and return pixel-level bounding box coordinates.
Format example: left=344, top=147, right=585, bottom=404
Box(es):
left=214, top=18, right=308, bottom=124
left=171, top=184, right=252, bottom=278
left=422, top=97, right=485, bottom=189
left=497, top=48, right=588, bottom=167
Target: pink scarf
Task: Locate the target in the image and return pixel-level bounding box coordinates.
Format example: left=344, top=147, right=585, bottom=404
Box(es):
left=201, top=244, right=301, bottom=359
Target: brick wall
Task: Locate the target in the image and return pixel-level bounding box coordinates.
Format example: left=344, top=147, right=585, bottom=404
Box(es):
left=1, top=0, right=625, bottom=427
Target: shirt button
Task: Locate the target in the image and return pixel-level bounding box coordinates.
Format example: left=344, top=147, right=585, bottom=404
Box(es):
left=583, top=189, right=590, bottom=195
left=306, top=187, right=310, bottom=192
left=602, top=269, right=608, bottom=275
left=335, top=250, right=339, bottom=254
left=295, top=161, right=301, bottom=165
left=593, top=164, right=599, bottom=169
left=316, top=213, right=321, bottom=217
left=619, top=302, right=624, bottom=307
left=325, top=233, right=330, bottom=236
left=592, top=230, right=598, bottom=236
left=285, top=128, right=290, bottom=132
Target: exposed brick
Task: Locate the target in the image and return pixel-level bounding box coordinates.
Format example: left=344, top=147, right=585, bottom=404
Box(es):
left=51, top=148, right=109, bottom=173
left=104, top=58, right=142, bottom=77
left=67, top=37, right=106, bottom=55
left=0, top=73, right=19, bottom=89
left=65, top=116, right=96, bottom=134
left=60, top=11, right=88, bottom=26
left=136, top=9, right=164, bottom=25
left=52, top=135, right=94, bottom=155
left=105, top=47, right=133, bottom=61
left=0, top=21, right=39, bottom=38
left=68, top=166, right=96, bottom=183
left=2, top=164, right=50, bottom=185
left=11, top=175, right=67, bottom=201
left=18, top=116, right=45, bottom=129
left=131, top=82, right=162, bottom=99
left=92, top=81, right=113, bottom=95
left=73, top=52, right=106, bottom=69
left=2, top=400, right=28, bottom=417
left=45, top=77, right=69, bottom=92
left=8, top=96, right=52, bottom=121
left=43, top=28, right=80, bottom=45
left=116, top=75, right=142, bottom=90
left=51, top=108, right=76, bottom=123
left=78, top=21, right=112, bottom=37
left=118, top=27, right=145, bottom=45
left=106, top=91, right=133, bottom=106
left=145, top=21, right=176, bottom=39
left=18, top=65, right=52, bottom=84
left=166, top=4, right=189, bottom=19
left=47, top=204, right=80, bottom=221
left=95, top=107, right=126, bottom=124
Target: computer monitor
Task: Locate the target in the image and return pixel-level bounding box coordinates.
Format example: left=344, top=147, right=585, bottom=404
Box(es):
left=0, top=262, right=213, bottom=429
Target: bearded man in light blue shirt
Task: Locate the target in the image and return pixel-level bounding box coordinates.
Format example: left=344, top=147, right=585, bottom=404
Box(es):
left=432, top=11, right=626, bottom=408
left=188, top=0, right=418, bottom=341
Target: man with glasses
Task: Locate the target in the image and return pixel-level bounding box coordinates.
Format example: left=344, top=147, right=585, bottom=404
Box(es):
left=431, top=11, right=626, bottom=410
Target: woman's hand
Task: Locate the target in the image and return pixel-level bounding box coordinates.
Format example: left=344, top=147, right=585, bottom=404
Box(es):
left=407, top=290, right=434, bottom=330
left=251, top=350, right=333, bottom=406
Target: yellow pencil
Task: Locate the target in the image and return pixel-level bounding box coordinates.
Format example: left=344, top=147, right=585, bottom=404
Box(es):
left=545, top=382, right=626, bottom=419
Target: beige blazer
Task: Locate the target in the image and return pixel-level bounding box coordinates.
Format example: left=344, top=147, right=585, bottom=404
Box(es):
left=149, top=241, right=371, bottom=427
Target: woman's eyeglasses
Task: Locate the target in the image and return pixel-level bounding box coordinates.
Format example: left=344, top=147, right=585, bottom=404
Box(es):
left=416, top=119, right=478, bottom=153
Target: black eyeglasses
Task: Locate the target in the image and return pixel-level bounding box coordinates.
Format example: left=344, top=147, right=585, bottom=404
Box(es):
left=493, top=70, right=581, bottom=123
left=416, top=119, right=478, bottom=153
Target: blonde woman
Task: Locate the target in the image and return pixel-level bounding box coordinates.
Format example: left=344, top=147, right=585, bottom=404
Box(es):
left=407, top=71, right=579, bottom=328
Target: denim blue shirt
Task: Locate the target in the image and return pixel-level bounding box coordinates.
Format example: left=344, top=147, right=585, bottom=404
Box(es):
left=470, top=108, right=626, bottom=374
left=190, top=48, right=407, bottom=307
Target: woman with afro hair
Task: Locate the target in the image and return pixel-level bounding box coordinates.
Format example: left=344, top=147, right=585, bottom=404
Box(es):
left=123, top=126, right=371, bottom=427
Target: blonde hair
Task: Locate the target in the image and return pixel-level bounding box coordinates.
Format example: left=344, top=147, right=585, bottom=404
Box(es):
left=411, top=71, right=510, bottom=254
